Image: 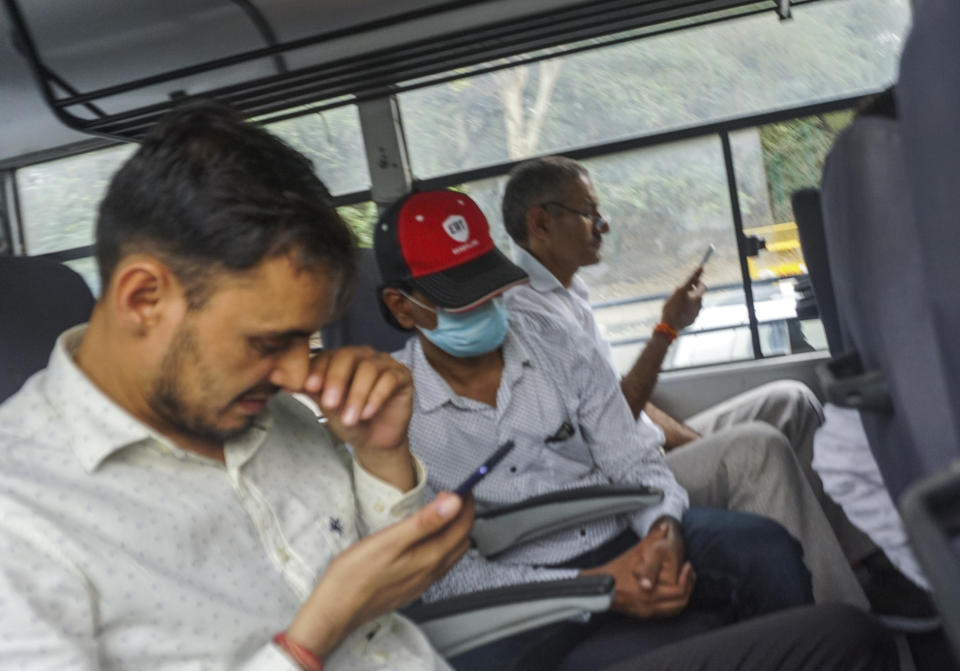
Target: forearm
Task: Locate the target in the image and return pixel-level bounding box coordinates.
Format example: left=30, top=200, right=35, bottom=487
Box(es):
left=352, top=440, right=417, bottom=492
left=285, top=587, right=357, bottom=661
left=620, top=332, right=672, bottom=419
left=642, top=403, right=700, bottom=450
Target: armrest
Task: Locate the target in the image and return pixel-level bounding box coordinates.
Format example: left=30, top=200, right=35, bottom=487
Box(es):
left=816, top=351, right=893, bottom=413
left=472, top=485, right=662, bottom=557
left=900, top=464, right=960, bottom=660
left=404, top=575, right=614, bottom=659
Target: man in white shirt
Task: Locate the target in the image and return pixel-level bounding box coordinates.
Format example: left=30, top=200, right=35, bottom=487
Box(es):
left=374, top=189, right=895, bottom=671
left=500, top=156, right=872, bottom=606
left=0, top=103, right=474, bottom=670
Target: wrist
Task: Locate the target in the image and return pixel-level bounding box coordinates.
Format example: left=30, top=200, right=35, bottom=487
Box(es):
left=354, top=441, right=417, bottom=492
left=653, top=322, right=678, bottom=343
left=274, top=632, right=326, bottom=671
left=651, top=514, right=681, bottom=533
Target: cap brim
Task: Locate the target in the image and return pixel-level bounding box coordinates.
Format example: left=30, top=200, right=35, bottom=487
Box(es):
left=411, top=247, right=529, bottom=313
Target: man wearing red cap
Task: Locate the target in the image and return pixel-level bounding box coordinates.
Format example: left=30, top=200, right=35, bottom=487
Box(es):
left=374, top=189, right=893, bottom=671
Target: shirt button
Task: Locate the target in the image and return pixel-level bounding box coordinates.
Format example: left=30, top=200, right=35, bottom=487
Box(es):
left=374, top=501, right=386, bottom=513
left=509, top=466, right=517, bottom=474
left=579, top=529, right=587, bottom=537
left=277, top=547, right=290, bottom=562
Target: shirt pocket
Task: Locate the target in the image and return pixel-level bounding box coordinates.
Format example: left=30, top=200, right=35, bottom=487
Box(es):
left=536, top=420, right=594, bottom=480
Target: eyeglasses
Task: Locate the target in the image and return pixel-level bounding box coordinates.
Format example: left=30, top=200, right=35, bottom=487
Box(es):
left=540, top=201, right=609, bottom=230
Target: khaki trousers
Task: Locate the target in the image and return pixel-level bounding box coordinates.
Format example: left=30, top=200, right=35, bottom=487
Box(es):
left=665, top=380, right=872, bottom=608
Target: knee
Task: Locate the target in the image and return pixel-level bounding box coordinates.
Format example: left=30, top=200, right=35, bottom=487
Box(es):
left=714, top=421, right=797, bottom=480
left=736, top=514, right=804, bottom=566
left=762, top=380, right=824, bottom=425
left=734, top=515, right=813, bottom=604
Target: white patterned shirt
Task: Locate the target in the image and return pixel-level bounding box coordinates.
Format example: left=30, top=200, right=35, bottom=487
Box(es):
left=506, top=247, right=667, bottom=450
left=0, top=326, right=448, bottom=671
left=394, top=318, right=687, bottom=601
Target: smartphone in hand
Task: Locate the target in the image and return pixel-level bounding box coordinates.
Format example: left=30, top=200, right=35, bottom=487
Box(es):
left=454, top=441, right=516, bottom=496
left=699, top=243, right=715, bottom=267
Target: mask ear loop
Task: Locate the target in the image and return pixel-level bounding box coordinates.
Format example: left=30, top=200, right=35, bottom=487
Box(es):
left=398, top=290, right=441, bottom=315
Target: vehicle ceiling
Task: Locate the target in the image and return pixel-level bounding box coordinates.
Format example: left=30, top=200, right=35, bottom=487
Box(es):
left=0, top=0, right=808, bottom=165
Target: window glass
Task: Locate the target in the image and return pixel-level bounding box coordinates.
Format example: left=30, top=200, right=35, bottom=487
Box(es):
left=731, top=109, right=854, bottom=355
left=64, top=256, right=101, bottom=297
left=16, top=107, right=368, bottom=258
left=338, top=201, right=377, bottom=248
left=269, top=106, right=371, bottom=196
left=59, top=204, right=374, bottom=298
left=400, top=0, right=909, bottom=178
left=16, top=145, right=136, bottom=255
left=458, top=136, right=752, bottom=373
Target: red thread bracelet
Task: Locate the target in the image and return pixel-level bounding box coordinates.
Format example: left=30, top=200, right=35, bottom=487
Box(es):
left=653, top=322, right=678, bottom=342
left=273, top=632, right=325, bottom=671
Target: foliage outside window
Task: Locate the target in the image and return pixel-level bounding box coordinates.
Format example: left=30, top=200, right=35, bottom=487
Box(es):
left=62, top=201, right=375, bottom=298
left=268, top=106, right=371, bottom=196
left=400, top=0, right=908, bottom=178
left=16, top=144, right=135, bottom=255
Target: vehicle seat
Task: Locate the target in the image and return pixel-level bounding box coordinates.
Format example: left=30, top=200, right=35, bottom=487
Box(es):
left=820, top=111, right=956, bottom=501
left=0, top=255, right=95, bottom=403
left=320, top=247, right=411, bottom=353
left=791, top=188, right=844, bottom=356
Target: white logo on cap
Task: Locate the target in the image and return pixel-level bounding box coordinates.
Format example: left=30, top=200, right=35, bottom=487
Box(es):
left=442, top=215, right=470, bottom=243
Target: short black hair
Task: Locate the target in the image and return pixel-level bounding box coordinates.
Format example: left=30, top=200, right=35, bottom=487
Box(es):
left=501, top=156, right=589, bottom=246
left=96, top=101, right=356, bottom=308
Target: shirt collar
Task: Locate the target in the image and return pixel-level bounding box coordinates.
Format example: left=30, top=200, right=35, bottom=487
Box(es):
left=43, top=325, right=270, bottom=473
left=514, top=246, right=591, bottom=302
left=410, top=329, right=532, bottom=413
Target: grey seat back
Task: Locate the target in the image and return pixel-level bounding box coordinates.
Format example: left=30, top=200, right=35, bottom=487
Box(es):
left=897, top=0, right=960, bottom=434
left=791, top=188, right=844, bottom=356
left=320, top=247, right=412, bottom=353
left=892, top=3, right=960, bottom=659
left=0, top=256, right=95, bottom=403
left=821, top=116, right=958, bottom=500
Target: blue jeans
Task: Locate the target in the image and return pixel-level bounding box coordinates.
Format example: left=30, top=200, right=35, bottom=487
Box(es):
left=450, top=507, right=813, bottom=671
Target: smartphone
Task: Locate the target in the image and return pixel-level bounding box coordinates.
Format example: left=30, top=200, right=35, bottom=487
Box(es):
left=699, top=243, right=716, bottom=267
left=454, top=440, right=516, bottom=496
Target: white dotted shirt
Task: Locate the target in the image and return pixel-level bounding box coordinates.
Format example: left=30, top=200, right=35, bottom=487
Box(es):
left=0, top=326, right=449, bottom=671
left=393, top=319, right=687, bottom=602
left=506, top=247, right=667, bottom=449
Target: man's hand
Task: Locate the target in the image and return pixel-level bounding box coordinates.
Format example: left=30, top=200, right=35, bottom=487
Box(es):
left=646, top=517, right=685, bottom=585
left=302, top=346, right=416, bottom=489
left=287, top=492, right=475, bottom=659
left=581, top=519, right=694, bottom=619
left=661, top=267, right=706, bottom=332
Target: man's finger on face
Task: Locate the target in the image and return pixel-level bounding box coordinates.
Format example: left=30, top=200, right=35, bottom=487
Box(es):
left=338, top=357, right=384, bottom=427
left=316, top=347, right=374, bottom=411
left=303, top=349, right=334, bottom=395
left=358, top=363, right=412, bottom=422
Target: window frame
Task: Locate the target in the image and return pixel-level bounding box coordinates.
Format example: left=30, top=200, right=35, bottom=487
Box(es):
left=3, top=91, right=870, bottom=369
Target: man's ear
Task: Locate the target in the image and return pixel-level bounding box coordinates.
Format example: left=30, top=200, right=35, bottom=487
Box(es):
left=525, top=205, right=553, bottom=247
left=382, top=288, right=417, bottom=330
left=108, top=255, right=185, bottom=337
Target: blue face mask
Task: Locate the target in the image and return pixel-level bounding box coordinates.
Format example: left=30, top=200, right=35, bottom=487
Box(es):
left=403, top=294, right=509, bottom=358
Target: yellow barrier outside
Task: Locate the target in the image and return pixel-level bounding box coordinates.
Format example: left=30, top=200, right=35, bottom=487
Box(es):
left=743, top=221, right=807, bottom=280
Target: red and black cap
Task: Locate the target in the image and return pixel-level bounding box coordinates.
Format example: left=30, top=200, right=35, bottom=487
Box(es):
left=374, top=190, right=529, bottom=313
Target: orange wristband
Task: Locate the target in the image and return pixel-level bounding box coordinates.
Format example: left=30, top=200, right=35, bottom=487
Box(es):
left=653, top=322, right=678, bottom=342
left=273, top=632, right=325, bottom=671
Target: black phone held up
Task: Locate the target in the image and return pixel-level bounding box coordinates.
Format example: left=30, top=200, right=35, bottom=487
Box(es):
left=454, top=440, right=516, bottom=496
